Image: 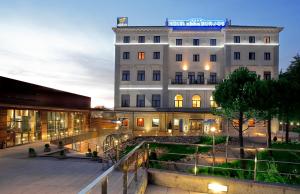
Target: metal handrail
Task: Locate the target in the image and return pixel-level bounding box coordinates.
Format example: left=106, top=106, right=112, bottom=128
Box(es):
left=78, top=141, right=146, bottom=194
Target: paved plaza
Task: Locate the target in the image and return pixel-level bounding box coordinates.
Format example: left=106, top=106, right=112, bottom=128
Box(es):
left=0, top=142, right=104, bottom=194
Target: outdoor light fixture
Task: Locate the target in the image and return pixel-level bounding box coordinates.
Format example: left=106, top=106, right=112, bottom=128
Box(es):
left=297, top=122, right=300, bottom=126
left=210, top=126, right=216, bottom=133
left=182, top=64, right=188, bottom=71
left=205, top=64, right=210, bottom=71
left=168, top=129, right=172, bottom=133
left=291, top=122, right=294, bottom=126
left=208, top=183, right=228, bottom=193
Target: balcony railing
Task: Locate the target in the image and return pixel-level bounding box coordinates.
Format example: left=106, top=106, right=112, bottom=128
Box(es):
left=189, top=79, right=205, bottom=85
left=207, top=78, right=221, bottom=85
left=171, top=79, right=187, bottom=84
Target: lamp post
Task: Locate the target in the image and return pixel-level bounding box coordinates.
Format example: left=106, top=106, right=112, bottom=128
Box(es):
left=210, top=126, right=216, bottom=167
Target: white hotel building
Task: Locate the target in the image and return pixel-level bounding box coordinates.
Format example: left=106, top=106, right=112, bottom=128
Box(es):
left=112, top=18, right=282, bottom=135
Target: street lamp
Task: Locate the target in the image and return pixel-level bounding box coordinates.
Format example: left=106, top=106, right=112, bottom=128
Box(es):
left=210, top=126, right=216, bottom=167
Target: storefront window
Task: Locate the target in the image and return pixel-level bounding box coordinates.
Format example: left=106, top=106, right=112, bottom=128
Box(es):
left=47, top=112, right=68, bottom=137
left=73, top=113, right=83, bottom=133
left=136, top=118, right=144, bottom=127
left=6, top=109, right=40, bottom=146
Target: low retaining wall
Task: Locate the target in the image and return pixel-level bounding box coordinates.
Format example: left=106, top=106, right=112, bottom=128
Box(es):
left=148, top=169, right=300, bottom=194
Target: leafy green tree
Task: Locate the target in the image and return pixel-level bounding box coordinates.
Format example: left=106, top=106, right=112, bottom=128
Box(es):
left=277, top=55, right=300, bottom=142
left=252, top=79, right=278, bottom=147
left=213, top=67, right=259, bottom=163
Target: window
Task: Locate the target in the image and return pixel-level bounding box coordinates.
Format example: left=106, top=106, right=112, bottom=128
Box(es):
left=188, top=72, right=195, bottom=84
left=121, top=95, right=130, bottom=107
left=176, top=54, right=182, bottom=61
left=234, top=36, right=240, bottom=43
left=234, top=52, right=240, bottom=60
left=136, top=95, right=145, bottom=107
left=138, top=52, right=145, bottom=60
left=209, top=73, right=217, bottom=84
left=249, top=52, right=256, bottom=60
left=137, top=70, right=145, bottom=81
left=122, top=70, right=130, bottom=81
left=192, top=95, right=201, bottom=108
left=123, top=52, right=130, bottom=60
left=193, top=54, right=200, bottom=62
left=264, top=71, right=271, bottom=80
left=138, top=36, right=145, bottom=43
left=175, top=72, right=183, bottom=84
left=136, top=118, right=144, bottom=127
left=154, top=36, right=160, bottom=43
left=264, top=36, right=271, bottom=43
left=210, top=54, right=217, bottom=62
left=174, top=94, right=183, bottom=108
left=152, top=94, right=161, bottom=107
left=210, top=96, right=218, bottom=108
left=264, top=52, right=271, bottom=60
left=152, top=118, right=159, bottom=127
left=249, top=36, right=256, bottom=43
left=193, top=39, right=199, bottom=46
left=123, top=36, right=130, bottom=43
left=176, top=39, right=182, bottom=45
left=210, top=39, right=217, bottom=46
left=197, top=72, right=204, bottom=84
left=153, top=52, right=160, bottom=59
left=153, top=70, right=160, bottom=81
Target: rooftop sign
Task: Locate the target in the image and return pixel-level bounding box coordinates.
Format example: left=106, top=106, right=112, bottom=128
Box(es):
left=167, top=18, right=227, bottom=28
left=117, top=17, right=128, bottom=27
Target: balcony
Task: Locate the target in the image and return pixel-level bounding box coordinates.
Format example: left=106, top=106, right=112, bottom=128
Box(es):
left=207, top=78, right=221, bottom=85
left=189, top=79, right=205, bottom=85
left=171, top=79, right=187, bottom=85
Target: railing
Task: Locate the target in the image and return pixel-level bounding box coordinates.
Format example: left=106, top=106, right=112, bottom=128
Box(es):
left=78, top=141, right=300, bottom=194
left=147, top=142, right=300, bottom=183
left=78, top=141, right=149, bottom=194
left=171, top=79, right=187, bottom=84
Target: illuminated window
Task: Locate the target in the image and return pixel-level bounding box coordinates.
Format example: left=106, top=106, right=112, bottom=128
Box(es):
left=152, top=118, right=159, bottom=127
left=264, top=36, right=271, bottom=43
left=192, top=95, right=201, bottom=108
left=136, top=118, right=144, bottom=127
left=210, top=96, right=218, bottom=108
left=138, top=52, right=145, bottom=60
left=174, top=94, right=183, bottom=108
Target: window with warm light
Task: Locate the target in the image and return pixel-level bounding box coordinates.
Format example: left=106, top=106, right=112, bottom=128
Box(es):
left=192, top=95, right=201, bottom=108
left=210, top=96, right=218, bottom=108
left=174, top=94, right=183, bottom=108
left=136, top=118, right=144, bottom=127
left=152, top=118, right=159, bottom=127
left=138, top=52, right=145, bottom=60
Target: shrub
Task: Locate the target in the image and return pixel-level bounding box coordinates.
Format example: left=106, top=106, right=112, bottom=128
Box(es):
left=44, top=144, right=51, bottom=152
left=92, top=151, right=98, bottom=158
left=58, top=141, right=64, bottom=149
left=28, top=148, right=36, bottom=157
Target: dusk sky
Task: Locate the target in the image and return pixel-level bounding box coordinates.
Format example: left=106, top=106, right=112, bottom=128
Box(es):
left=0, top=0, right=299, bottom=108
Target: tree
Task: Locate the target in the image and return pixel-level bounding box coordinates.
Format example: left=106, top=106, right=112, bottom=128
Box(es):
left=277, top=54, right=300, bottom=142
left=213, top=67, right=259, bottom=165
left=252, top=79, right=278, bottom=148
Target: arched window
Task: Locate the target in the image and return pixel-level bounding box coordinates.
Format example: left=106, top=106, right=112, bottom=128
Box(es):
left=192, top=95, right=201, bottom=108
left=174, top=94, right=183, bottom=108
left=210, top=96, right=218, bottom=108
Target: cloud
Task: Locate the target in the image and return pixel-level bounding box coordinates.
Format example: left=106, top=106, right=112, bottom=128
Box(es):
left=0, top=20, right=115, bottom=108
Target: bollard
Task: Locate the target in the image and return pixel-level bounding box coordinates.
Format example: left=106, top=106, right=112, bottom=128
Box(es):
left=101, top=176, right=108, bottom=194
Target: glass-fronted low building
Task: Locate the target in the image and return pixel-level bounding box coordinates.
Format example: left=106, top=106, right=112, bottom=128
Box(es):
left=0, top=76, right=91, bottom=148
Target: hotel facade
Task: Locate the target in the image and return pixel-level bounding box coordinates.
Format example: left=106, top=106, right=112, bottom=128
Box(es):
left=113, top=18, right=283, bottom=135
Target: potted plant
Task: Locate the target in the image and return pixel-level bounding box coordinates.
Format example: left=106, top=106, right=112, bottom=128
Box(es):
left=58, top=141, right=64, bottom=149
left=44, top=144, right=51, bottom=152
left=92, top=151, right=98, bottom=161
left=28, top=148, right=36, bottom=157
left=86, top=148, right=92, bottom=157
left=58, top=150, right=66, bottom=159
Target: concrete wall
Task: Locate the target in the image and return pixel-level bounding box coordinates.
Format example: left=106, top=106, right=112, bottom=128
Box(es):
left=148, top=169, right=300, bottom=194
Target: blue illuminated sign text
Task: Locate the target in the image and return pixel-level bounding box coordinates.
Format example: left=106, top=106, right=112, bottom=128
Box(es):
left=167, top=18, right=227, bottom=28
